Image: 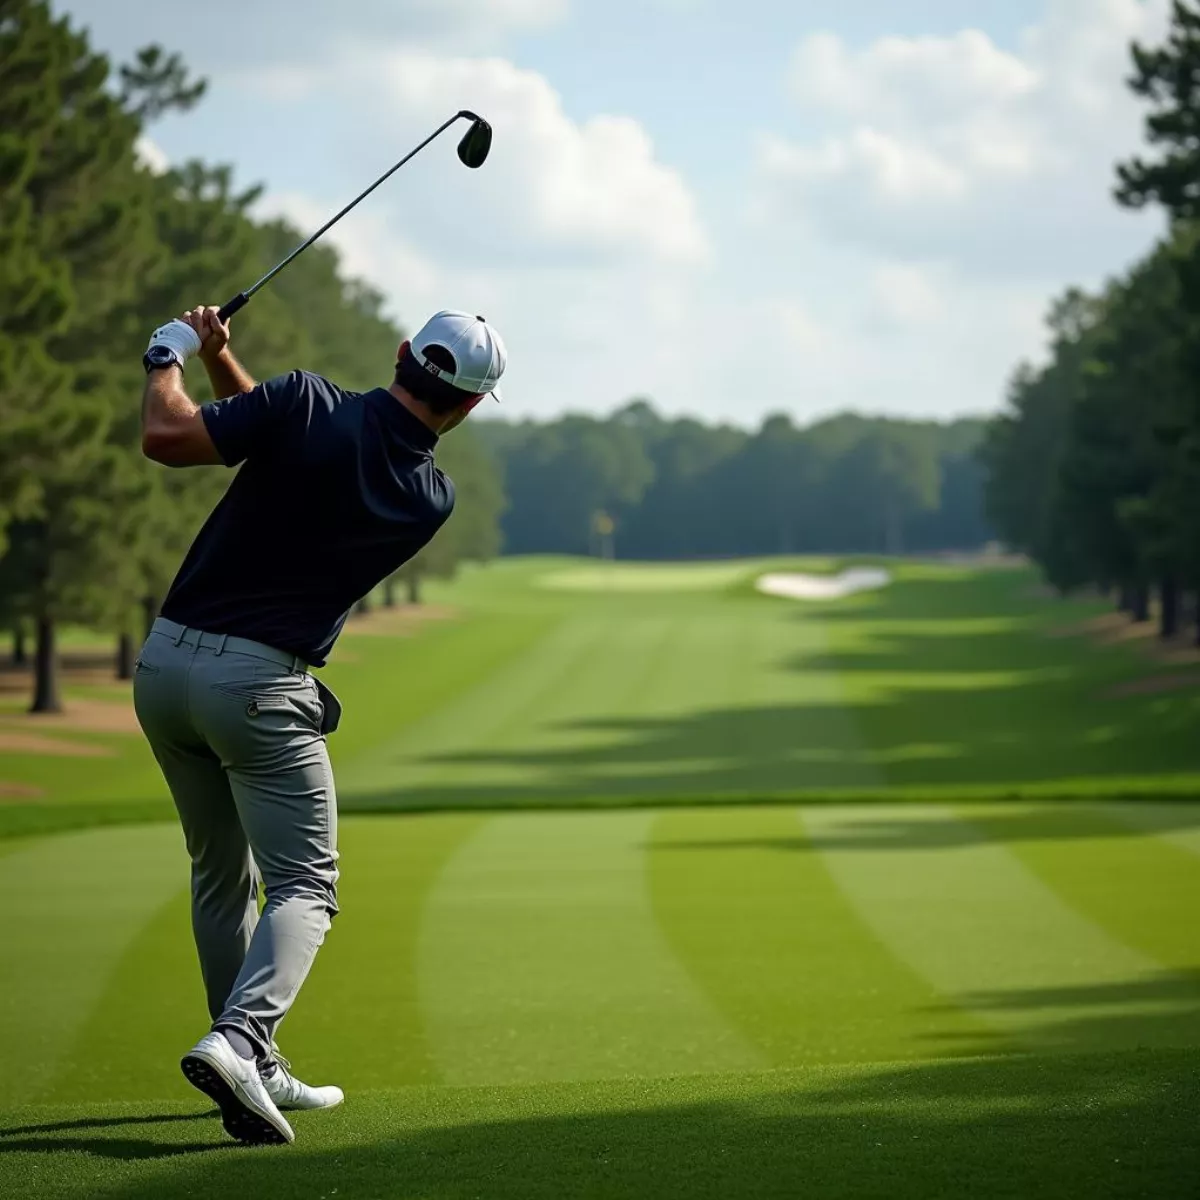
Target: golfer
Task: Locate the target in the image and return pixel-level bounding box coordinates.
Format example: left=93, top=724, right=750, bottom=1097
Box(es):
left=133, top=305, right=506, bottom=1146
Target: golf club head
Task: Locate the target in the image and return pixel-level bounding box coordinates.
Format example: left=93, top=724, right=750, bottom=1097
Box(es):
left=457, top=118, right=492, bottom=169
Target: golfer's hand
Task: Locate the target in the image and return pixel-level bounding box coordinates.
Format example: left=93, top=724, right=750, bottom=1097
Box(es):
left=181, top=306, right=231, bottom=363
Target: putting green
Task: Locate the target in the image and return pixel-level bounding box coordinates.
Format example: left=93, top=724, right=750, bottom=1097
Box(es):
left=536, top=561, right=760, bottom=592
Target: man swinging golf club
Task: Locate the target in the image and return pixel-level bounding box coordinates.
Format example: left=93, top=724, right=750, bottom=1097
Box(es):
left=134, top=303, right=506, bottom=1146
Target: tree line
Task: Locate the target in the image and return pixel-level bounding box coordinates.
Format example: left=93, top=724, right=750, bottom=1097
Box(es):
left=0, top=1, right=501, bottom=711
left=982, top=0, right=1200, bottom=644
left=477, top=405, right=991, bottom=560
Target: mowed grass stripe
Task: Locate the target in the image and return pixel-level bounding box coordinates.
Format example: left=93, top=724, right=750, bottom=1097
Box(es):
left=799, top=805, right=1186, bottom=1055
left=648, top=807, right=989, bottom=1065
left=286, top=813, right=485, bottom=1089
left=965, top=802, right=1200, bottom=975
left=420, top=810, right=761, bottom=1085
left=0, top=825, right=186, bottom=1097
left=337, top=613, right=607, bottom=798
left=46, top=888, right=199, bottom=1103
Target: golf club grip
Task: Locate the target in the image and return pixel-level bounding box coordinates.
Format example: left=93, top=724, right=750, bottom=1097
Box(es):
left=217, top=292, right=250, bottom=322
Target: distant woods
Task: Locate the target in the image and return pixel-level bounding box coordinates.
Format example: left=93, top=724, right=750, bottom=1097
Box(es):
left=982, top=0, right=1200, bottom=645
left=478, top=407, right=990, bottom=561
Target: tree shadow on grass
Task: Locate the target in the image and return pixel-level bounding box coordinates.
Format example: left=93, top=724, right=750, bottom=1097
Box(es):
left=650, top=801, right=1200, bottom=854
left=44, top=1048, right=1200, bottom=1200
left=339, top=566, right=1200, bottom=809
left=917, top=972, right=1200, bottom=1057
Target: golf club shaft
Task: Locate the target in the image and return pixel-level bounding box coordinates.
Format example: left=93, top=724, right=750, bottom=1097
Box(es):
left=217, top=111, right=477, bottom=322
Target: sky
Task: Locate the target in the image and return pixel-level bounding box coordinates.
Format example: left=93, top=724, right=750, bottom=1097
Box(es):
left=62, top=0, right=1171, bottom=428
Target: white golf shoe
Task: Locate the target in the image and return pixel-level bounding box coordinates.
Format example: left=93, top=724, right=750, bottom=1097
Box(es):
left=181, top=1031, right=295, bottom=1146
left=262, top=1054, right=345, bottom=1111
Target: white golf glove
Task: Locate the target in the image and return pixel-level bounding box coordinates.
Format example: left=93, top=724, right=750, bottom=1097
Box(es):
left=146, top=319, right=202, bottom=362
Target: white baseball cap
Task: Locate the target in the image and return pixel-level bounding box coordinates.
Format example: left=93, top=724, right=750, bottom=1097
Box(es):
left=411, top=310, right=507, bottom=403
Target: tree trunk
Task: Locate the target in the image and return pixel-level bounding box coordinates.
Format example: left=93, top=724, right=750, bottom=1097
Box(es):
left=1131, top=583, right=1151, bottom=623
left=12, top=626, right=27, bottom=667
left=407, top=572, right=421, bottom=606
left=30, top=615, right=62, bottom=714
left=383, top=577, right=397, bottom=609
left=1117, top=584, right=1135, bottom=613
left=1159, top=579, right=1180, bottom=640
left=116, top=631, right=135, bottom=680
left=141, top=595, right=160, bottom=640
left=355, top=594, right=372, bottom=617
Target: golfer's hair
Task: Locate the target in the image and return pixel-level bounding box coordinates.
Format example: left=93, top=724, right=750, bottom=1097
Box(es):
left=394, top=344, right=473, bottom=414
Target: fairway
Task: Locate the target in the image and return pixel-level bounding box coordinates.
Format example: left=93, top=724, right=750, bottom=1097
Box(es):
left=2, top=559, right=1199, bottom=1197
left=1, top=802, right=1198, bottom=1197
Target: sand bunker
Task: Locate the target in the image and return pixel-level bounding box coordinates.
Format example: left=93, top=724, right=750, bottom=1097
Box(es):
left=756, top=568, right=892, bottom=601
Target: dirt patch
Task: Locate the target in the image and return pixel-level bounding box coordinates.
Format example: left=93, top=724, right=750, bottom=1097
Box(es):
left=1049, top=611, right=1200, bottom=667
left=0, top=781, right=45, bottom=800
left=0, top=651, right=124, bottom=697
left=340, top=605, right=458, bottom=638
left=0, top=731, right=114, bottom=757
left=1105, top=672, right=1200, bottom=699
left=1, top=700, right=142, bottom=735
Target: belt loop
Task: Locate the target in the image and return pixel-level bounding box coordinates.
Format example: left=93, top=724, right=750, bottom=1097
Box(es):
left=215, top=634, right=228, bottom=657
left=173, top=624, right=187, bottom=647
left=291, top=654, right=302, bottom=675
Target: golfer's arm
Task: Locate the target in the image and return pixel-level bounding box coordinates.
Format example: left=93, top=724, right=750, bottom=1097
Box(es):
left=201, top=348, right=256, bottom=399
left=141, top=369, right=222, bottom=467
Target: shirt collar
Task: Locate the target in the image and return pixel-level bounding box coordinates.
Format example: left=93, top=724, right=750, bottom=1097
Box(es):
left=374, top=389, right=439, bottom=451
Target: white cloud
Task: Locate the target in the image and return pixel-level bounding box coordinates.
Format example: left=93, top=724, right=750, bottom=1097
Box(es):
left=238, top=47, right=710, bottom=417
left=243, top=50, right=708, bottom=269
left=868, top=263, right=945, bottom=329
left=758, top=0, right=1170, bottom=279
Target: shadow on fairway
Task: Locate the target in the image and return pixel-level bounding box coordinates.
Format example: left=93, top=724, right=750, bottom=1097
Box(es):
left=650, top=801, right=1200, bottom=854
left=917, top=972, right=1200, bottom=1055
left=0, top=1108, right=221, bottom=1162
left=343, top=570, right=1200, bottom=806
left=0, top=1111, right=218, bottom=1140
left=57, top=1048, right=1200, bottom=1200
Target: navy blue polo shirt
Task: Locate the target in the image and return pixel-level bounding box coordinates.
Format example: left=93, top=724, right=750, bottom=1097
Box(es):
left=160, top=371, right=454, bottom=667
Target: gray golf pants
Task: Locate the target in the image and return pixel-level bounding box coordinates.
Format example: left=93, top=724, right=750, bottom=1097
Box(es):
left=133, top=617, right=340, bottom=1061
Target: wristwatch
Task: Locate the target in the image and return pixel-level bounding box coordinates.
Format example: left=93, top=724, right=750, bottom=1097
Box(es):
left=143, top=345, right=183, bottom=374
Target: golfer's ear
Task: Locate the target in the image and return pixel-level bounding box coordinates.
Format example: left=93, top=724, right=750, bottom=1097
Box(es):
left=397, top=339, right=411, bottom=360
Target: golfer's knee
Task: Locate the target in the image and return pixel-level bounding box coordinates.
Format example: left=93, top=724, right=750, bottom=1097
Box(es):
left=263, top=865, right=338, bottom=913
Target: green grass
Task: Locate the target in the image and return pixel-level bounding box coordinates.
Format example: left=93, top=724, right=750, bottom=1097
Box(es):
left=2, top=558, right=1200, bottom=1194
left=4, top=557, right=1200, bottom=840
left=3, top=1050, right=1196, bottom=1200
left=1, top=804, right=1197, bottom=1196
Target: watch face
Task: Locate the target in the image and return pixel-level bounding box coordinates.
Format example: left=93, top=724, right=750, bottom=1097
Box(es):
left=144, top=345, right=180, bottom=372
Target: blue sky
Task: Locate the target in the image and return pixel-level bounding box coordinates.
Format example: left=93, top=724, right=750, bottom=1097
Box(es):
left=63, top=0, right=1168, bottom=427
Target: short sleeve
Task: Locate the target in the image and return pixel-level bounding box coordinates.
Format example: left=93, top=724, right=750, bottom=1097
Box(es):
left=201, top=371, right=305, bottom=467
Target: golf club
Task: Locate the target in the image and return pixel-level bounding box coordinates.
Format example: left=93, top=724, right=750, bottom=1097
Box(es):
left=216, top=110, right=492, bottom=322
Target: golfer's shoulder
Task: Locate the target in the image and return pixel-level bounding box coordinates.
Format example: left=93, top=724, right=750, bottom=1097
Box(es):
left=425, top=464, right=455, bottom=523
